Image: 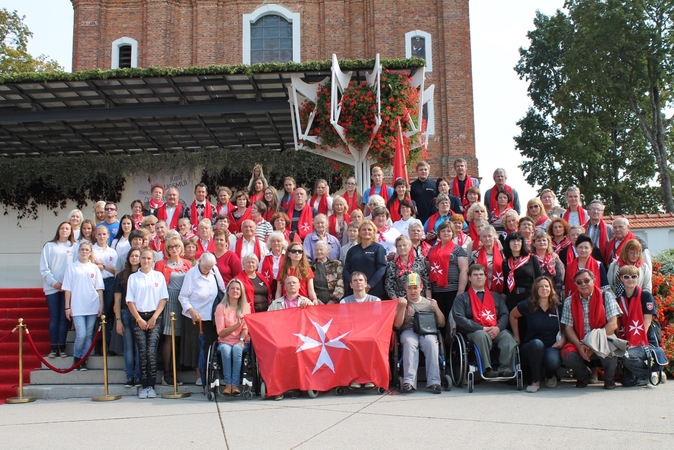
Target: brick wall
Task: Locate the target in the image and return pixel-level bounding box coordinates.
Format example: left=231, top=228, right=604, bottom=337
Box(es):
left=71, top=0, right=477, bottom=180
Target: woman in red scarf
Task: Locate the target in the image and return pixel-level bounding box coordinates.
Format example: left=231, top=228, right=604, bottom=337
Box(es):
left=408, top=221, right=431, bottom=259
left=526, top=198, right=551, bottom=234
left=489, top=190, right=514, bottom=233
left=502, top=232, right=541, bottom=311
left=518, top=217, right=536, bottom=248
left=547, top=218, right=571, bottom=255
left=563, top=234, right=608, bottom=298
left=309, top=178, right=333, bottom=216
left=228, top=191, right=252, bottom=235
left=386, top=178, right=415, bottom=223
left=532, top=231, right=565, bottom=300
left=341, top=176, right=362, bottom=214
left=385, top=235, right=431, bottom=300
left=425, top=221, right=468, bottom=326
left=262, top=186, right=279, bottom=222
left=147, top=184, right=165, bottom=211
left=466, top=203, right=487, bottom=249
left=450, top=214, right=472, bottom=250
left=469, top=225, right=504, bottom=294
left=329, top=196, right=350, bottom=244
left=562, top=186, right=587, bottom=226
left=213, top=229, right=241, bottom=285
left=234, top=254, right=272, bottom=313
left=607, top=239, right=652, bottom=297
left=248, top=177, right=267, bottom=203
left=215, top=187, right=234, bottom=217
left=270, top=211, right=301, bottom=244
left=462, top=187, right=481, bottom=219
left=279, top=177, right=296, bottom=214
left=130, top=200, right=147, bottom=230
left=260, top=231, right=286, bottom=295
left=615, top=265, right=655, bottom=347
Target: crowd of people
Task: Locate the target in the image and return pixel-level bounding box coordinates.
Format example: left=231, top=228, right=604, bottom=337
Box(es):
left=39, top=159, right=662, bottom=398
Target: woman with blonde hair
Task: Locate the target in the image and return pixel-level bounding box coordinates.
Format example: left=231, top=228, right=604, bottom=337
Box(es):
left=329, top=195, right=351, bottom=244
left=309, top=178, right=333, bottom=216
left=343, top=220, right=388, bottom=299
left=607, top=239, right=652, bottom=296
left=93, top=201, right=107, bottom=225
left=68, top=209, right=83, bottom=241
left=526, top=198, right=550, bottom=234
left=341, top=176, right=362, bottom=214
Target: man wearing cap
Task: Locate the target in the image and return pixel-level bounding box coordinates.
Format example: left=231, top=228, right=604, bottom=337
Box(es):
left=393, top=273, right=445, bottom=394
left=452, top=264, right=517, bottom=378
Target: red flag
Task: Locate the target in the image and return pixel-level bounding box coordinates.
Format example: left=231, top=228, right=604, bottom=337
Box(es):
left=393, top=120, right=409, bottom=183
left=245, top=302, right=397, bottom=396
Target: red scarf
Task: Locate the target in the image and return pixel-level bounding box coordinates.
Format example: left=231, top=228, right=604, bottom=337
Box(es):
left=155, top=203, right=183, bottom=230
left=570, top=285, right=607, bottom=341
left=492, top=207, right=510, bottom=222
left=507, top=255, right=531, bottom=292
left=564, top=256, right=600, bottom=298
left=369, top=184, right=390, bottom=203
left=535, top=253, right=556, bottom=276
left=263, top=208, right=275, bottom=222
left=260, top=253, right=284, bottom=284
left=468, top=222, right=481, bottom=249
left=250, top=191, right=264, bottom=203
left=563, top=206, right=588, bottom=225
left=148, top=198, right=164, bottom=210
left=617, top=287, right=649, bottom=346
left=342, top=191, right=359, bottom=214
left=216, top=202, right=234, bottom=217
left=428, top=241, right=455, bottom=287
left=295, top=205, right=314, bottom=240
left=452, top=175, right=474, bottom=209
left=190, top=200, right=214, bottom=229
left=195, top=239, right=215, bottom=260
left=469, top=288, right=498, bottom=327
left=234, top=272, right=272, bottom=314
left=389, top=197, right=403, bottom=222
left=235, top=236, right=262, bottom=261
left=455, top=232, right=469, bottom=247
left=604, top=231, right=637, bottom=265
left=476, top=245, right=504, bottom=293
left=310, top=194, right=329, bottom=215
left=414, top=241, right=431, bottom=259
left=227, top=207, right=252, bottom=234
left=377, top=225, right=391, bottom=243
left=180, top=230, right=196, bottom=241
left=426, top=212, right=441, bottom=233
left=489, top=185, right=514, bottom=215
left=395, top=252, right=416, bottom=277
left=552, top=236, right=570, bottom=254
left=149, top=235, right=165, bottom=254
left=131, top=214, right=144, bottom=230
left=535, top=215, right=549, bottom=228
left=280, top=191, right=295, bottom=215
left=329, top=214, right=350, bottom=239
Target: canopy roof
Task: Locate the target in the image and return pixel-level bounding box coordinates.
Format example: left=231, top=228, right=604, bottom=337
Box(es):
left=0, top=58, right=424, bottom=157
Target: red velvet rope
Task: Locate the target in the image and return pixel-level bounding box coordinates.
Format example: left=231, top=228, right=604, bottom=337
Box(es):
left=0, top=329, right=14, bottom=344
left=25, top=329, right=101, bottom=374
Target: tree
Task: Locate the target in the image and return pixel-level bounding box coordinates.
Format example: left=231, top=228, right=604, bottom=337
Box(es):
left=515, top=1, right=674, bottom=214
left=0, top=8, right=62, bottom=75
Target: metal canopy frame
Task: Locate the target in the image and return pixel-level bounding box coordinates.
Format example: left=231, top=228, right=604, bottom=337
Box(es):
left=0, top=71, right=333, bottom=157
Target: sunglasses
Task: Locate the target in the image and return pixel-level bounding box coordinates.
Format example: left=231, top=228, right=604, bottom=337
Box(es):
left=621, top=274, right=639, bottom=280
left=575, top=278, right=593, bottom=286
left=104, top=207, right=117, bottom=211
left=288, top=249, right=304, bottom=254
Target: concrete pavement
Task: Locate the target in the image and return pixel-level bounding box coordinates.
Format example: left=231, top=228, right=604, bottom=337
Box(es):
left=1, top=379, right=673, bottom=449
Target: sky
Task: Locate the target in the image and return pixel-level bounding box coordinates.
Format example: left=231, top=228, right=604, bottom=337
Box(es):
left=3, top=0, right=566, bottom=204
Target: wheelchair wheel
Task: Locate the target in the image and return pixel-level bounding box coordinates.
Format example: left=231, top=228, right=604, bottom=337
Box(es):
left=444, top=374, right=452, bottom=391
left=516, top=369, right=523, bottom=390
left=450, top=333, right=467, bottom=387
left=243, top=390, right=253, bottom=400
left=260, top=381, right=267, bottom=400
left=335, top=387, right=346, bottom=396
left=205, top=342, right=219, bottom=396
left=377, top=387, right=386, bottom=395
left=207, top=391, right=215, bottom=401
left=467, top=371, right=474, bottom=393
left=307, top=390, right=319, bottom=398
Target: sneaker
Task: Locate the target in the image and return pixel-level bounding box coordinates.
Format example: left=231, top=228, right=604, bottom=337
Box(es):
left=364, top=382, right=375, bottom=389
left=147, top=386, right=157, bottom=398
left=349, top=382, right=362, bottom=389
left=545, top=377, right=557, bottom=388
left=526, top=384, right=540, bottom=393
left=162, top=376, right=183, bottom=386
left=429, top=384, right=442, bottom=394
left=79, top=362, right=88, bottom=372
left=59, top=349, right=68, bottom=358
left=48, top=349, right=57, bottom=358
left=134, top=379, right=142, bottom=388
left=138, top=387, right=149, bottom=399
left=124, top=379, right=134, bottom=388
left=195, top=378, right=203, bottom=386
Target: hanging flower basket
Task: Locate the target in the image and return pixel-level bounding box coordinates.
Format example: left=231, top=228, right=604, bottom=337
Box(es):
left=299, top=70, right=427, bottom=168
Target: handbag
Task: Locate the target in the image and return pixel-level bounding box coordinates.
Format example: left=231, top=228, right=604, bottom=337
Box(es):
left=413, top=311, right=438, bottom=335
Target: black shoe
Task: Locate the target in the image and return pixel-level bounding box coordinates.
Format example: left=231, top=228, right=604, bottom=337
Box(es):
left=604, top=380, right=616, bottom=390
left=134, top=379, right=142, bottom=388
left=576, top=379, right=589, bottom=388
left=484, top=368, right=499, bottom=378
left=72, top=356, right=80, bottom=370
left=124, top=379, right=134, bottom=388
left=499, top=369, right=514, bottom=378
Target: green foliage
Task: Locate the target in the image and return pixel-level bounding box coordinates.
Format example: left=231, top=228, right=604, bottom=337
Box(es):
left=515, top=2, right=674, bottom=213
left=0, top=57, right=426, bottom=84
left=0, top=8, right=62, bottom=75
left=655, top=249, right=674, bottom=277
left=0, top=148, right=341, bottom=221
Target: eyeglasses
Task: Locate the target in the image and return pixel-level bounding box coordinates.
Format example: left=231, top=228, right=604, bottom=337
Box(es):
left=346, top=181, right=356, bottom=185
left=575, top=278, right=593, bottom=286
left=167, top=245, right=180, bottom=250
left=528, top=205, right=540, bottom=209
left=621, top=274, right=639, bottom=280
left=104, top=207, right=116, bottom=211
left=288, top=249, right=304, bottom=254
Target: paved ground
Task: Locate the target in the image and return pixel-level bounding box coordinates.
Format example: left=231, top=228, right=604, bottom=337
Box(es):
left=1, top=379, right=673, bottom=449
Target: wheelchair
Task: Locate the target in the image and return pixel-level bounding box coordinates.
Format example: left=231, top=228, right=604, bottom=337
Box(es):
left=205, top=340, right=259, bottom=401
left=391, top=329, right=452, bottom=392
left=449, top=331, right=523, bottom=393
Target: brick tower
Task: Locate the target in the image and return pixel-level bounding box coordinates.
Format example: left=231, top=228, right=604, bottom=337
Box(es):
left=71, top=0, right=478, bottom=179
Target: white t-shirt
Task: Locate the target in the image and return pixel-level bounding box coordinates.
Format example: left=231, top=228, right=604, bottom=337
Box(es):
left=62, top=260, right=104, bottom=316
left=126, top=270, right=169, bottom=312
left=392, top=217, right=417, bottom=237
left=93, top=244, right=118, bottom=279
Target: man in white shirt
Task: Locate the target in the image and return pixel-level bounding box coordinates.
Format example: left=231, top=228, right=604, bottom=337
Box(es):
left=232, top=220, right=267, bottom=261
left=190, top=183, right=216, bottom=228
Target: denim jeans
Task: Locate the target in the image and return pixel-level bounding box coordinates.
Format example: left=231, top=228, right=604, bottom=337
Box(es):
left=121, top=308, right=141, bottom=381
left=520, top=339, right=562, bottom=383
left=46, top=292, right=68, bottom=346
left=133, top=312, right=162, bottom=388
left=72, top=314, right=97, bottom=359
left=218, top=342, right=250, bottom=386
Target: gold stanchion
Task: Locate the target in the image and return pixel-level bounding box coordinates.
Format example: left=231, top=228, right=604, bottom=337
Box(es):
left=92, top=315, right=121, bottom=402
left=163, top=312, right=190, bottom=399
left=7, top=318, right=36, bottom=404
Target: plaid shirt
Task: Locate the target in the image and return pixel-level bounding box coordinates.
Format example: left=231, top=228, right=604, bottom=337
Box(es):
left=561, top=289, right=621, bottom=336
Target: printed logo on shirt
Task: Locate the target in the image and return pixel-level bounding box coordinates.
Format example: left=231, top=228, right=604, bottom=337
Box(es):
left=154, top=282, right=159, bottom=287
left=109, top=257, right=113, bottom=261
left=647, top=303, right=654, bottom=311
left=66, top=250, right=71, bottom=255
left=90, top=273, right=95, bottom=278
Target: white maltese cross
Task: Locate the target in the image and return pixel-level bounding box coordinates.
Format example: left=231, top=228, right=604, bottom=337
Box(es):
left=294, top=319, right=350, bottom=373
left=629, top=320, right=644, bottom=336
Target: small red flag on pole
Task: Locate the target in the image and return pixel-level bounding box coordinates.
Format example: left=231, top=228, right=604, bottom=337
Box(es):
left=393, top=120, right=409, bottom=183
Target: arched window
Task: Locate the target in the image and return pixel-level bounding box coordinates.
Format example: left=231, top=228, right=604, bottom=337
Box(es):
left=243, top=5, right=300, bottom=64
left=111, top=37, right=138, bottom=69
left=405, top=30, right=432, bottom=72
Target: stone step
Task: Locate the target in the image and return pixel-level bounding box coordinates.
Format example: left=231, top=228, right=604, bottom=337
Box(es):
left=29, top=367, right=201, bottom=385
left=23, top=384, right=207, bottom=400
left=41, top=356, right=126, bottom=371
